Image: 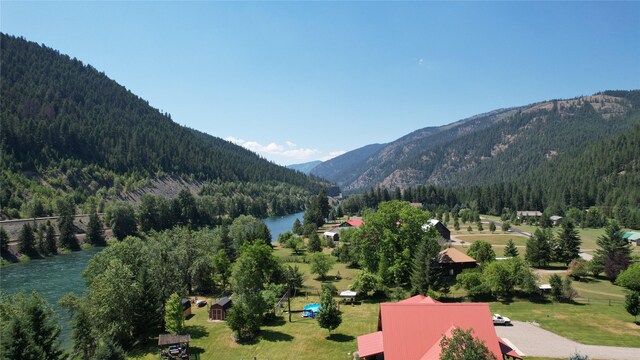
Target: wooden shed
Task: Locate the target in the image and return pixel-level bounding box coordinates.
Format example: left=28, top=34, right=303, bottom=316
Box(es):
left=209, top=297, right=232, bottom=321
left=181, top=298, right=191, bottom=317
left=438, top=248, right=478, bottom=276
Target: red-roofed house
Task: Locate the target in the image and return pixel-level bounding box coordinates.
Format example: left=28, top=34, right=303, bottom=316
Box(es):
left=339, top=217, right=364, bottom=228
left=357, top=296, right=521, bottom=360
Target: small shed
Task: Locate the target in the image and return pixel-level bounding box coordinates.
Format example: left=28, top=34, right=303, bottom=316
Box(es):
left=181, top=298, right=191, bottom=317
left=209, top=297, right=232, bottom=321
left=158, top=334, right=190, bottom=359
left=323, top=230, right=340, bottom=242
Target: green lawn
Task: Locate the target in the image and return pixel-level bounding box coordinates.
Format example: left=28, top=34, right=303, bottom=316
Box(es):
left=455, top=234, right=528, bottom=247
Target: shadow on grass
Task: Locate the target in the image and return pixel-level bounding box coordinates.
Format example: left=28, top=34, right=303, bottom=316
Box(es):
left=264, top=316, right=286, bottom=327
left=328, top=333, right=355, bottom=342
left=260, top=329, right=295, bottom=342
left=185, top=325, right=208, bottom=339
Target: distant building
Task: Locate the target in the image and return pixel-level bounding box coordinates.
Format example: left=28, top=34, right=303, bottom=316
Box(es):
left=421, top=219, right=451, bottom=241
left=549, top=215, right=563, bottom=226
left=209, top=297, right=232, bottom=321
left=339, top=217, right=364, bottom=228
left=323, top=230, right=340, bottom=242
left=438, top=248, right=478, bottom=276
left=517, top=211, right=543, bottom=218
left=623, top=232, right=640, bottom=246
left=357, top=295, right=522, bottom=360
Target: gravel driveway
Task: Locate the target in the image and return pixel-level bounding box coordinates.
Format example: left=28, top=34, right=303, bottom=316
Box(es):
left=495, top=321, right=640, bottom=360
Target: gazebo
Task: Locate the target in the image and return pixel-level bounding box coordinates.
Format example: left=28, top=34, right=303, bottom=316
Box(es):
left=158, top=334, right=191, bottom=359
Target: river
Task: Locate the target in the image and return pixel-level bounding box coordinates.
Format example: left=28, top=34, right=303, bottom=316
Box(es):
left=0, top=211, right=304, bottom=347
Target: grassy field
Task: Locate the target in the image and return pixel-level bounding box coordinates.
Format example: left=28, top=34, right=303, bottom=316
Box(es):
left=455, top=234, right=528, bottom=246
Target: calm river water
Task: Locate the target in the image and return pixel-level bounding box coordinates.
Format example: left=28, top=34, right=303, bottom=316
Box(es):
left=0, top=211, right=304, bottom=347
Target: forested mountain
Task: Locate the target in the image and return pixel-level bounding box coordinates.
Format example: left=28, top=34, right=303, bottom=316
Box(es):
left=0, top=33, right=329, bottom=219
left=287, top=160, right=323, bottom=174
left=310, top=143, right=386, bottom=186
left=315, top=91, right=640, bottom=196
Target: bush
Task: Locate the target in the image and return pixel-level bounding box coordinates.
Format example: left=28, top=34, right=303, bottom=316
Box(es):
left=568, top=259, right=588, bottom=280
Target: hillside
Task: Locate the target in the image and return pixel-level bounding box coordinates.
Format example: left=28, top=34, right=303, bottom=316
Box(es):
left=0, top=33, right=329, bottom=218
left=316, top=92, right=640, bottom=194
left=287, top=160, right=323, bottom=174
left=310, top=143, right=386, bottom=186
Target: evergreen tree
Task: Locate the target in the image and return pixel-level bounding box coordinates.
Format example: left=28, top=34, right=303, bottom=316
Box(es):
left=57, top=196, right=79, bottom=250
left=556, top=220, right=581, bottom=265
left=94, top=339, right=126, bottom=360
left=0, top=226, right=9, bottom=255
left=596, top=221, right=632, bottom=280
left=501, top=221, right=511, bottom=233
left=526, top=228, right=552, bottom=267
left=549, top=274, right=563, bottom=300
left=292, top=218, right=302, bottom=235
left=37, top=223, right=48, bottom=256
left=164, top=293, right=185, bottom=335
left=318, top=189, right=330, bottom=221
left=503, top=239, right=519, bottom=258
left=86, top=206, right=106, bottom=246
left=18, top=223, right=37, bottom=257
left=489, top=221, right=496, bottom=233
left=410, top=237, right=442, bottom=295
left=316, top=287, right=342, bottom=336
left=61, top=295, right=98, bottom=360
left=307, top=232, right=322, bottom=252
left=454, top=219, right=460, bottom=231
left=476, top=221, right=483, bottom=232
left=439, top=327, right=497, bottom=360
left=45, top=220, right=57, bottom=254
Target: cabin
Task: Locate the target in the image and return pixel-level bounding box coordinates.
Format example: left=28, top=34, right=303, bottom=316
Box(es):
left=181, top=298, right=191, bottom=317
left=357, top=295, right=522, bottom=360
left=209, top=297, right=232, bottom=321
left=421, top=219, right=451, bottom=241
left=438, top=248, right=478, bottom=276
left=517, top=210, right=543, bottom=218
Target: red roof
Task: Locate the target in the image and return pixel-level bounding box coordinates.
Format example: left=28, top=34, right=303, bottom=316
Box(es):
left=346, top=218, right=364, bottom=227
left=357, top=331, right=384, bottom=357
left=397, top=294, right=440, bottom=304
left=358, top=299, right=516, bottom=360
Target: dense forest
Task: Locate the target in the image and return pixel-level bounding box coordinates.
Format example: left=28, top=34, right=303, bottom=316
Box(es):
left=0, top=33, right=329, bottom=219
left=341, top=124, right=640, bottom=229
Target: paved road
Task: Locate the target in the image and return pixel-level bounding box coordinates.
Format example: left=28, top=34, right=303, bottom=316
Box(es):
left=495, top=321, right=640, bottom=360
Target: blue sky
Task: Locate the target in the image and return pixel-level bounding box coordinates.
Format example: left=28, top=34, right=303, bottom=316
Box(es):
left=2, top=1, right=639, bottom=165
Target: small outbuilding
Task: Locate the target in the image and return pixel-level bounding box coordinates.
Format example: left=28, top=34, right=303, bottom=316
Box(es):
left=340, top=290, right=358, bottom=303
left=181, top=298, right=191, bottom=317
left=159, top=334, right=190, bottom=359
left=209, top=297, right=232, bottom=321
left=549, top=215, right=563, bottom=226
left=623, top=232, right=640, bottom=246
left=323, top=230, right=340, bottom=242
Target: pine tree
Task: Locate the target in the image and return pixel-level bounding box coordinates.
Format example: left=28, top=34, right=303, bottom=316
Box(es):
left=18, top=223, right=37, bottom=257
left=526, top=228, right=552, bottom=267
left=1, top=225, right=10, bottom=255
left=57, top=197, right=79, bottom=250
left=307, top=232, right=322, bottom=252
left=596, top=221, right=632, bottom=280
left=37, top=223, right=48, bottom=256
left=410, top=237, right=442, bottom=294
left=489, top=221, right=496, bottom=233
left=316, top=287, right=342, bottom=336
left=164, top=293, right=185, bottom=335
left=292, top=218, right=302, bottom=235
left=45, top=220, right=57, bottom=254
left=504, top=239, right=519, bottom=258
left=556, top=220, right=581, bottom=265
left=86, top=206, right=106, bottom=246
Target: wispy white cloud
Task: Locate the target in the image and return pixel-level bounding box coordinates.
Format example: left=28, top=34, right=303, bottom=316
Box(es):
left=418, top=58, right=424, bottom=66
left=225, top=137, right=320, bottom=161
left=320, top=150, right=346, bottom=161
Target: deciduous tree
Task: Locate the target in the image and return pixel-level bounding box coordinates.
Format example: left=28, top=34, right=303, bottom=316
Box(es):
left=439, top=327, right=497, bottom=360
left=164, top=293, right=185, bottom=335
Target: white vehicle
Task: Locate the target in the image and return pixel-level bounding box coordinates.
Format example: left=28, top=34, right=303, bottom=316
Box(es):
left=492, top=314, right=511, bottom=325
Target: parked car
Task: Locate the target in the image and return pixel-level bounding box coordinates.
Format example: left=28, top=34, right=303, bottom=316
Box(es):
left=492, top=314, right=511, bottom=325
